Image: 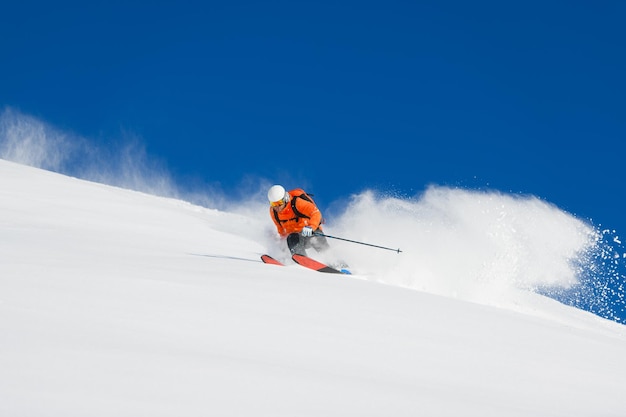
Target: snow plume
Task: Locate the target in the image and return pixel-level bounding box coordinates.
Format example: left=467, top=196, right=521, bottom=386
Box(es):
left=75, top=139, right=178, bottom=199
left=0, top=108, right=73, bottom=171
left=327, top=187, right=625, bottom=322
left=0, top=107, right=178, bottom=200
left=545, top=228, right=626, bottom=323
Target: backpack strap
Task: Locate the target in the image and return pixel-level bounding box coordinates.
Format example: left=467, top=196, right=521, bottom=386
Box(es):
left=272, top=208, right=282, bottom=224
left=290, top=195, right=311, bottom=220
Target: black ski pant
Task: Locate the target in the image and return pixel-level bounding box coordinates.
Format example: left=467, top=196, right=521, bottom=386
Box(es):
left=287, top=230, right=329, bottom=256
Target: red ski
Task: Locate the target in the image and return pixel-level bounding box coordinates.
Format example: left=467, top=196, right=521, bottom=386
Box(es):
left=291, top=254, right=344, bottom=274
left=262, top=254, right=351, bottom=275
left=261, top=254, right=284, bottom=266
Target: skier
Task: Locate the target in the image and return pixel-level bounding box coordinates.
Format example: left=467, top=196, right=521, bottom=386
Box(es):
left=267, top=184, right=330, bottom=256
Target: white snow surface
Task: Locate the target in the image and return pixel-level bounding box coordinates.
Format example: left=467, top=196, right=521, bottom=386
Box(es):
left=2, top=159, right=626, bottom=416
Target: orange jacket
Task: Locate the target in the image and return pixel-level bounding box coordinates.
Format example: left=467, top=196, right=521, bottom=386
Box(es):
left=270, top=190, right=323, bottom=237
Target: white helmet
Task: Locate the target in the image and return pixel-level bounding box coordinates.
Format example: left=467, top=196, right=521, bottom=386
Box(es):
left=267, top=185, right=287, bottom=205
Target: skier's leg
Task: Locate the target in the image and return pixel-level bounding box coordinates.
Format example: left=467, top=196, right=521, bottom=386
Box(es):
left=287, top=233, right=306, bottom=256
left=310, top=229, right=330, bottom=253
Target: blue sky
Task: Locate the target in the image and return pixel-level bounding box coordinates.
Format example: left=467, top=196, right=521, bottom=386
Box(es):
left=2, top=1, right=625, bottom=235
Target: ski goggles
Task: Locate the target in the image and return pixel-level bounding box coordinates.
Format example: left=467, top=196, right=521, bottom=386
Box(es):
left=270, top=198, right=286, bottom=208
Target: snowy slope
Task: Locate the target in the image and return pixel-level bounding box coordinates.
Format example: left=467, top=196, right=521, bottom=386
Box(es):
left=1, top=159, right=626, bottom=417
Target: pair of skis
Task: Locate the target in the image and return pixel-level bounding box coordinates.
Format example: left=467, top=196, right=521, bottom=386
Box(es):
left=261, top=254, right=351, bottom=275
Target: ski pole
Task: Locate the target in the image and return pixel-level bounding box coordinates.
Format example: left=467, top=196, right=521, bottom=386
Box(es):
left=313, top=232, right=402, bottom=253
